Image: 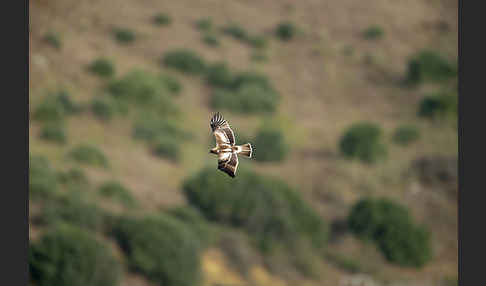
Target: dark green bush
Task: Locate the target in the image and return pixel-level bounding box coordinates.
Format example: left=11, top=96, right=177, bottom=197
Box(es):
left=113, top=28, right=136, bottom=44
left=40, top=194, right=107, bottom=232
left=183, top=168, right=327, bottom=253
left=392, top=125, right=420, bottom=146
left=205, top=62, right=236, bottom=88
left=160, top=74, right=182, bottom=95
left=33, top=90, right=80, bottom=122
left=34, top=96, right=65, bottom=122
left=107, top=70, right=178, bottom=115
left=339, top=122, right=387, bottom=164
left=57, top=167, right=90, bottom=190
left=210, top=71, right=280, bottom=114
left=29, top=155, right=59, bottom=200
left=99, top=180, right=136, bottom=207
left=253, top=128, right=289, bottom=162
left=91, top=95, right=117, bottom=121
left=232, top=71, right=275, bottom=90
left=222, top=23, right=248, bottom=40
left=40, top=123, right=66, bottom=144
left=152, top=136, right=180, bottom=161
left=44, top=31, right=61, bottom=49
left=153, top=13, right=171, bottom=26
left=167, top=206, right=213, bottom=248
left=348, top=198, right=432, bottom=267
left=132, top=114, right=189, bottom=142
left=88, top=58, right=115, bottom=78
left=247, top=35, right=267, bottom=49
left=162, top=49, right=207, bottom=75
left=406, top=50, right=457, bottom=84
left=363, top=25, right=384, bottom=40
left=418, top=92, right=457, bottom=119
left=68, top=144, right=109, bottom=168
left=34, top=95, right=65, bottom=121
left=111, top=214, right=201, bottom=286
left=210, top=85, right=277, bottom=114
left=276, top=21, right=297, bottom=41
left=30, top=223, right=121, bottom=286
left=202, top=33, right=220, bottom=47
left=222, top=23, right=266, bottom=48
left=195, top=18, right=213, bottom=31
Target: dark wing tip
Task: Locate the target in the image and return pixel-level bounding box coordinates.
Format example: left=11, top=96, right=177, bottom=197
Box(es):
left=218, top=163, right=235, bottom=178
left=210, top=112, right=226, bottom=131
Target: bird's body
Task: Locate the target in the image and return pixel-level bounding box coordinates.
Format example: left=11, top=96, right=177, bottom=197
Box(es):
left=209, top=112, right=252, bottom=178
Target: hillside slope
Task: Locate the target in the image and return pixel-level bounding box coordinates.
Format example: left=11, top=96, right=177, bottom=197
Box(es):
left=29, top=0, right=458, bottom=285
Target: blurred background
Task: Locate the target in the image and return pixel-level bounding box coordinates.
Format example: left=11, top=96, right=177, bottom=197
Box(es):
left=29, top=0, right=458, bottom=285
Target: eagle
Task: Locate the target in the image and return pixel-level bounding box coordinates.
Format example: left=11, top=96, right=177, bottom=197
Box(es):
left=209, top=112, right=252, bottom=178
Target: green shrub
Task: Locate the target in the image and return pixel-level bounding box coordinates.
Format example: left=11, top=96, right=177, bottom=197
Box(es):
left=183, top=168, right=327, bottom=253
left=406, top=50, right=457, bottom=84
left=211, top=85, right=277, bottom=114
left=40, top=123, right=66, bottom=144
left=132, top=115, right=189, bottom=142
left=222, top=23, right=248, bottom=40
left=202, top=33, right=220, bottom=47
left=88, top=58, right=115, bottom=78
left=339, top=122, right=387, bottom=164
left=44, top=31, right=61, bottom=49
left=247, top=35, right=267, bottom=49
left=210, top=71, right=280, bottom=114
left=392, top=125, right=420, bottom=146
left=113, top=28, right=136, bottom=44
left=348, top=198, right=432, bottom=267
left=205, top=62, right=236, bottom=88
left=111, top=214, right=201, bottom=286
left=34, top=96, right=65, bottom=122
left=29, top=155, right=59, bottom=200
left=160, top=74, right=182, bottom=95
left=40, top=194, right=107, bottom=232
left=152, top=136, right=180, bottom=161
left=232, top=71, right=275, bottom=90
left=162, top=49, right=207, bottom=74
left=363, top=25, right=384, bottom=40
left=68, top=144, right=109, bottom=168
left=33, top=90, right=80, bottom=122
left=167, top=206, right=213, bottom=248
left=195, top=18, right=213, bottom=31
left=107, top=70, right=178, bottom=115
left=153, top=13, right=171, bottom=26
left=91, top=95, right=117, bottom=121
left=276, top=21, right=297, bottom=41
left=57, top=167, right=90, bottom=190
left=253, top=128, right=289, bottom=162
left=99, top=180, right=136, bottom=207
left=325, top=252, right=363, bottom=274
left=418, top=92, right=457, bottom=119
left=30, top=223, right=121, bottom=286
left=222, top=23, right=266, bottom=48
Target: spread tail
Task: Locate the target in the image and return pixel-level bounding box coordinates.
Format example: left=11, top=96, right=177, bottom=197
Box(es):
left=238, top=143, right=252, bottom=158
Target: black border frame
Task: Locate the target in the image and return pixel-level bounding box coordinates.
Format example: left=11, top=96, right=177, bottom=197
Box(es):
left=458, top=0, right=483, bottom=285
left=0, top=0, right=29, bottom=284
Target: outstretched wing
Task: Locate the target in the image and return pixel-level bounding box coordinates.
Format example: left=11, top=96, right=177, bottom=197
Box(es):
left=218, top=152, right=239, bottom=178
left=210, top=112, right=235, bottom=146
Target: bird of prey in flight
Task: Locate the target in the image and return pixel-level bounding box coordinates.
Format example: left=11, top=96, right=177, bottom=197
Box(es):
left=209, top=112, right=252, bottom=178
